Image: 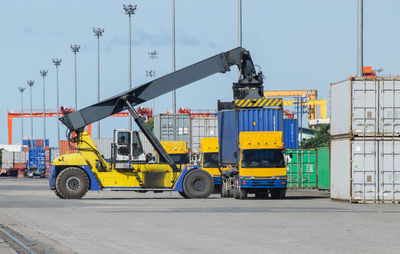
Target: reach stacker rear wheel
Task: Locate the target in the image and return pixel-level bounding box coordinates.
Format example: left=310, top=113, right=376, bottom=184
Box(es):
left=55, top=167, right=89, bottom=199
left=183, top=169, right=213, bottom=199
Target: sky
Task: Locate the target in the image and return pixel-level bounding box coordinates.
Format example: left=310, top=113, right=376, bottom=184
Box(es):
left=1, top=0, right=400, bottom=146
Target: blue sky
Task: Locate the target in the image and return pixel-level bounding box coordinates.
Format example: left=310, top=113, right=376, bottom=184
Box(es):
left=1, top=0, right=400, bottom=146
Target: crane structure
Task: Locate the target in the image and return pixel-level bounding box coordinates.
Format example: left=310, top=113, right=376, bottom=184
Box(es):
left=7, top=107, right=153, bottom=145
left=49, top=47, right=265, bottom=200
left=264, top=90, right=328, bottom=125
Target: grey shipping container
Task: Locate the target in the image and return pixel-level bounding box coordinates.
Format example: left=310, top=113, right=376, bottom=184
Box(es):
left=331, top=78, right=400, bottom=137
left=138, top=132, right=155, bottom=155
left=331, top=137, right=400, bottom=203
left=191, top=117, right=218, bottom=154
left=154, top=114, right=191, bottom=147
left=93, top=138, right=113, bottom=159
left=1, top=151, right=27, bottom=164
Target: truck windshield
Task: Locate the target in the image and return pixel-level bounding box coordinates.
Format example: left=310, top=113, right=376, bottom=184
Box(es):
left=241, top=149, right=284, bottom=168
left=203, top=152, right=219, bottom=168
left=160, top=153, right=190, bottom=164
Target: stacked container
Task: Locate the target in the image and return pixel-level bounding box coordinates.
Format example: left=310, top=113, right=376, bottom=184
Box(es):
left=330, top=78, right=400, bottom=203
left=154, top=114, right=191, bottom=147
left=190, top=117, right=218, bottom=155
left=285, top=149, right=317, bottom=189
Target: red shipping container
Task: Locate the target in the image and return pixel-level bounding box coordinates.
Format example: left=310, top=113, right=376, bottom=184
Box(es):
left=59, top=140, right=77, bottom=155
left=36, top=139, right=43, bottom=146
left=13, top=163, right=26, bottom=169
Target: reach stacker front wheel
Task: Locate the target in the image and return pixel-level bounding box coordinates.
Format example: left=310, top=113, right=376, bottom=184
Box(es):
left=183, top=169, right=214, bottom=199
left=55, top=167, right=89, bottom=199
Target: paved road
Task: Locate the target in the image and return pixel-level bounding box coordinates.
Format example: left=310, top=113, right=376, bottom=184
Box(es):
left=0, top=177, right=399, bottom=254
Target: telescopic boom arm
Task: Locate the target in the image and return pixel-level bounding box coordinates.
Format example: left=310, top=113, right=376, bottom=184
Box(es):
left=60, top=47, right=263, bottom=132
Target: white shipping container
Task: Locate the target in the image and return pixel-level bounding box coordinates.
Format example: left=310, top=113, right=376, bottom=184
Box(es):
left=191, top=117, right=218, bottom=154
left=93, top=138, right=113, bottom=159
left=1, top=163, right=13, bottom=169
left=330, top=78, right=400, bottom=136
left=138, top=132, right=155, bottom=155
left=331, top=137, right=400, bottom=203
left=0, top=144, right=23, bottom=152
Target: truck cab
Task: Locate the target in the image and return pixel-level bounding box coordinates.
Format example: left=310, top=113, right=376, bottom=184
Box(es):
left=200, top=137, right=223, bottom=191
left=233, top=131, right=287, bottom=199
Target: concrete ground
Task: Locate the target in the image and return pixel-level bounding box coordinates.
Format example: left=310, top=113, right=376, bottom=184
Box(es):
left=0, top=177, right=399, bottom=254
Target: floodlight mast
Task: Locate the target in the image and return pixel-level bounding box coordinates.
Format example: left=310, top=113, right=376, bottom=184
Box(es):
left=70, top=44, right=80, bottom=110
left=40, top=70, right=48, bottom=147
left=27, top=80, right=35, bottom=147
left=52, top=58, right=62, bottom=146
left=93, top=27, right=105, bottom=138
left=18, top=87, right=26, bottom=144
left=123, top=3, right=137, bottom=130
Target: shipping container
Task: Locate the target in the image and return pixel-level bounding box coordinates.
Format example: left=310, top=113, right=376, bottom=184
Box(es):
left=0, top=144, right=23, bottom=152
left=1, top=151, right=27, bottom=164
left=28, top=149, right=46, bottom=170
left=138, top=132, right=155, bottom=155
left=191, top=117, right=218, bottom=154
left=317, top=147, right=330, bottom=190
left=154, top=114, right=191, bottom=147
left=219, top=108, right=283, bottom=165
left=59, top=140, right=77, bottom=155
left=331, top=78, right=400, bottom=137
left=13, top=163, right=26, bottom=169
left=283, top=119, right=298, bottom=149
left=285, top=149, right=317, bottom=189
left=331, top=137, right=400, bottom=203
left=93, top=138, right=113, bottom=159
left=23, top=139, right=49, bottom=148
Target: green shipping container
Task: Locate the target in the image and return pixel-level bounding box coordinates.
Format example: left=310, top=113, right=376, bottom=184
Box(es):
left=285, top=149, right=317, bottom=189
left=317, top=147, right=330, bottom=190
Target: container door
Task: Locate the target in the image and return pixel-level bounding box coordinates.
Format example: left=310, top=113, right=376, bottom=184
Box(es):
left=351, top=139, right=379, bottom=202
left=301, top=150, right=317, bottom=189
left=352, top=80, right=379, bottom=136
left=378, top=138, right=400, bottom=202
left=286, top=150, right=299, bottom=189
left=379, top=79, right=400, bottom=136
left=317, top=147, right=330, bottom=190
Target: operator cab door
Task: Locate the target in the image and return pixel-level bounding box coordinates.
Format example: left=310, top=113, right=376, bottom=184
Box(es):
left=112, top=129, right=144, bottom=169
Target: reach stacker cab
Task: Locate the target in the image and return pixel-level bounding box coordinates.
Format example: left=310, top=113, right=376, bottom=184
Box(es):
left=49, top=47, right=265, bottom=199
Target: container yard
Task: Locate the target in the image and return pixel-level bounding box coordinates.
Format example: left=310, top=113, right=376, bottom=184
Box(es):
left=0, top=1, right=399, bottom=253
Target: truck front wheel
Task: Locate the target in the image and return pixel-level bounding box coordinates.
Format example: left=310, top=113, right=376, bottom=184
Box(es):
left=55, top=167, right=89, bottom=199
left=183, top=169, right=213, bottom=199
left=271, top=188, right=286, bottom=199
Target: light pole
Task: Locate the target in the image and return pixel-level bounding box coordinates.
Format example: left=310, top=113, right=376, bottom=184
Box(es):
left=27, top=80, right=35, bottom=146
left=357, top=0, right=363, bottom=77
left=172, top=0, right=176, bottom=113
left=40, top=70, right=48, bottom=148
left=70, top=44, right=80, bottom=110
left=146, top=50, right=158, bottom=114
left=18, top=87, right=25, bottom=144
left=93, top=27, right=104, bottom=138
left=238, top=0, right=242, bottom=47
left=123, top=3, right=137, bottom=130
left=52, top=58, right=62, bottom=147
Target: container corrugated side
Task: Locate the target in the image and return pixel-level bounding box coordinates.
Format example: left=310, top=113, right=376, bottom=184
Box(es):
left=285, top=149, right=317, bottom=189
left=218, top=110, right=238, bottom=165
left=191, top=117, right=218, bottom=154
left=317, top=147, right=330, bottom=190
left=219, top=108, right=283, bottom=165
left=331, top=136, right=400, bottom=203
left=330, top=78, right=400, bottom=137
left=59, top=140, right=77, bottom=155
left=284, top=119, right=298, bottom=149
left=93, top=138, right=113, bottom=159
left=154, top=114, right=191, bottom=145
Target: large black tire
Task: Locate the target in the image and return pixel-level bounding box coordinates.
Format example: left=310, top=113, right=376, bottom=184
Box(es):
left=271, top=188, right=286, bottom=199
left=178, top=191, right=189, bottom=199
left=233, top=176, right=247, bottom=200
left=55, top=167, right=89, bottom=199
left=183, top=169, right=213, bottom=199
left=54, top=190, right=65, bottom=199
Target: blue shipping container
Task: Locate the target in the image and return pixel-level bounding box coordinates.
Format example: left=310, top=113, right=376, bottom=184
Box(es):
left=218, top=108, right=283, bottom=165
left=23, top=139, right=49, bottom=148
left=283, top=119, right=299, bottom=149
left=28, top=148, right=46, bottom=170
